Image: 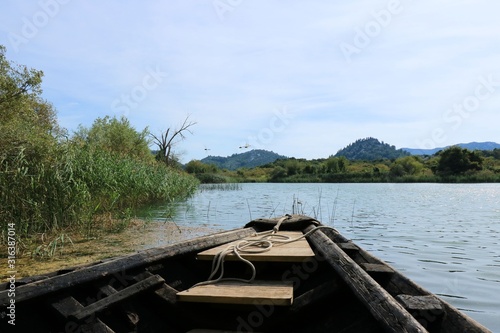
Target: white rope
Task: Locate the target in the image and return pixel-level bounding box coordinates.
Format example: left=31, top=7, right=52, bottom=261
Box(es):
left=190, top=216, right=337, bottom=288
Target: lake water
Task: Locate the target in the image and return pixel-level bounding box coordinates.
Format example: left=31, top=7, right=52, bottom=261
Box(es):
left=144, top=183, right=500, bottom=331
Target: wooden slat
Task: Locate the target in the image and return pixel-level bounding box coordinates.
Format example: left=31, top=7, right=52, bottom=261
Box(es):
left=396, top=295, right=443, bottom=313
left=338, top=242, right=359, bottom=252
left=177, top=281, right=293, bottom=305
left=70, top=274, right=164, bottom=321
left=290, top=280, right=340, bottom=312
left=51, top=295, right=85, bottom=318
left=361, top=263, right=395, bottom=275
left=197, top=231, right=315, bottom=262
left=303, top=225, right=427, bottom=333
left=50, top=295, right=115, bottom=332
left=0, top=227, right=255, bottom=306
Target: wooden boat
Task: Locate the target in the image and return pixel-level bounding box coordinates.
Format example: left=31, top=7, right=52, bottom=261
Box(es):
left=0, top=215, right=491, bottom=333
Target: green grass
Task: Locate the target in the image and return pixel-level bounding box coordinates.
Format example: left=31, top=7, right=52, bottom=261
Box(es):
left=0, top=142, right=199, bottom=244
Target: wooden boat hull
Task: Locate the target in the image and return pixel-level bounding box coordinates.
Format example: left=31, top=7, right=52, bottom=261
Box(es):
left=0, top=215, right=491, bottom=332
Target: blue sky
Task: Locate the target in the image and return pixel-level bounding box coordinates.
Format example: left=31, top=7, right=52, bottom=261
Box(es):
left=1, top=1, right=500, bottom=162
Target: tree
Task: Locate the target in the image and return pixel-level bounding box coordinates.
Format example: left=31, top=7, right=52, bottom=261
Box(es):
left=389, top=156, right=423, bottom=177
left=151, top=116, right=196, bottom=166
left=0, top=45, right=60, bottom=162
left=435, top=147, right=483, bottom=176
left=74, top=116, right=152, bottom=162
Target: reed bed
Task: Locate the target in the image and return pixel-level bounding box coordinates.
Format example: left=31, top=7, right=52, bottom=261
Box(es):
left=0, top=142, right=199, bottom=244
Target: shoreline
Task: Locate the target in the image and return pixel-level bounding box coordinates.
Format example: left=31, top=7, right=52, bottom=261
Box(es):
left=0, top=219, right=223, bottom=280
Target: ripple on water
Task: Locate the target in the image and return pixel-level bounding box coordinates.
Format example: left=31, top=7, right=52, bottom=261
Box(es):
left=142, top=183, right=500, bottom=331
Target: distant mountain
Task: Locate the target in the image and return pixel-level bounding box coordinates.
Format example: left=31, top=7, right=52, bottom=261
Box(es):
left=201, top=149, right=287, bottom=170
left=335, top=137, right=410, bottom=160
left=403, top=142, right=500, bottom=155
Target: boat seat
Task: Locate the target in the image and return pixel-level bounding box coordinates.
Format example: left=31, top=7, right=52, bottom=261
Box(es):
left=177, top=280, right=293, bottom=306
left=196, top=231, right=315, bottom=262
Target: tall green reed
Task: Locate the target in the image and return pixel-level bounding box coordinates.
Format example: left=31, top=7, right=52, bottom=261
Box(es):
left=0, top=141, right=199, bottom=244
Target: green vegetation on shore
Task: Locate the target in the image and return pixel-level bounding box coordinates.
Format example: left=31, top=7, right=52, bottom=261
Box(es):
left=0, top=46, right=198, bottom=246
left=187, top=147, right=500, bottom=184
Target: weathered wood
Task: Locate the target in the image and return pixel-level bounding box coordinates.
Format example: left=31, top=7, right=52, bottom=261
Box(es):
left=397, top=295, right=443, bottom=312
left=51, top=295, right=85, bottom=318
left=70, top=274, right=164, bottom=321
left=50, top=295, right=115, bottom=332
left=338, top=242, right=359, bottom=252
left=0, top=227, right=255, bottom=306
left=177, top=280, right=293, bottom=305
left=397, top=295, right=444, bottom=331
left=361, top=263, right=395, bottom=275
left=304, top=225, right=427, bottom=333
left=197, top=231, right=315, bottom=262
left=153, top=283, right=179, bottom=304
left=290, top=280, right=341, bottom=312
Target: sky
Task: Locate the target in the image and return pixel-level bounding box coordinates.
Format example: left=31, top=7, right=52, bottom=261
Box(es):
left=1, top=0, right=500, bottom=163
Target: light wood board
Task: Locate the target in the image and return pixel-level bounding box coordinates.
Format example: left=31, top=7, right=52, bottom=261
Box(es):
left=197, top=231, right=315, bottom=262
left=177, top=281, right=293, bottom=305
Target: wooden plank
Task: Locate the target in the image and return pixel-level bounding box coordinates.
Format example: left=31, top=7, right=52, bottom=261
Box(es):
left=290, top=280, right=341, bottom=312
left=51, top=295, right=85, bottom=318
left=396, top=295, right=443, bottom=313
left=197, top=231, right=315, bottom=262
left=50, top=295, right=115, bottom=332
left=0, top=227, right=255, bottom=306
left=303, top=225, right=427, bottom=333
left=70, top=274, right=165, bottom=321
left=338, top=242, right=359, bottom=252
left=177, top=280, right=293, bottom=305
left=361, top=263, right=395, bottom=274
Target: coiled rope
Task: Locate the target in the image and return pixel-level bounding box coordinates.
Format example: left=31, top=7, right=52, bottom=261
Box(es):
left=191, top=215, right=337, bottom=288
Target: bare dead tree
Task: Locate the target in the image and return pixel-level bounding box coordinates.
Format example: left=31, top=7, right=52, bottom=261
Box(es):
left=150, top=116, right=197, bottom=166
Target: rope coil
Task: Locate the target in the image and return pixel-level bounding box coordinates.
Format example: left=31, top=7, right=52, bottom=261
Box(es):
left=190, top=215, right=336, bottom=288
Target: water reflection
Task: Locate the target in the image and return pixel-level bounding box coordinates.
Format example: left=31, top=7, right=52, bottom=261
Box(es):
left=140, top=183, right=500, bottom=331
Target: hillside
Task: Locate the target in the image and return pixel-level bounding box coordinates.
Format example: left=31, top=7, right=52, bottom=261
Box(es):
left=201, top=149, right=287, bottom=170
left=335, top=137, right=410, bottom=160
left=403, top=142, right=500, bottom=155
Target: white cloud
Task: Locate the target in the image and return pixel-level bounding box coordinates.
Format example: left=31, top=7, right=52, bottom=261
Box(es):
left=1, top=0, right=499, bottom=162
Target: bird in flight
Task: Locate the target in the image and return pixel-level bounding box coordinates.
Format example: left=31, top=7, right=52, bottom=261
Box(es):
left=239, top=143, right=251, bottom=149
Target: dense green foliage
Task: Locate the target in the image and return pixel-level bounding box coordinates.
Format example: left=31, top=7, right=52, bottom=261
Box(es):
left=0, top=46, right=198, bottom=243
left=335, top=137, right=410, bottom=160
left=201, top=149, right=287, bottom=170
left=435, top=147, right=483, bottom=176
left=187, top=147, right=500, bottom=183
left=74, top=116, right=153, bottom=162
left=403, top=141, right=500, bottom=155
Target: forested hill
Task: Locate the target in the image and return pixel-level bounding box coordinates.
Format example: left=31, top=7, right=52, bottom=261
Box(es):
left=201, top=149, right=287, bottom=170
left=335, top=137, right=410, bottom=160
left=403, top=142, right=500, bottom=155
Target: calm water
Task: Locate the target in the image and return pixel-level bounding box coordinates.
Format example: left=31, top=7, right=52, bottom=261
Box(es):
left=144, top=183, right=500, bottom=331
